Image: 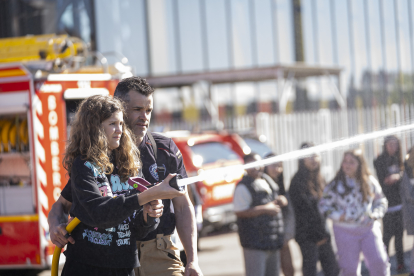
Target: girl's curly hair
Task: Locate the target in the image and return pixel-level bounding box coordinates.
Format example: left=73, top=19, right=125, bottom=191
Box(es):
left=63, top=95, right=140, bottom=182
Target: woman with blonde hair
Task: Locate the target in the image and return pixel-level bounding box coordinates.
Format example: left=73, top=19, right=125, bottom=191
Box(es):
left=319, top=149, right=390, bottom=276
left=61, top=95, right=184, bottom=276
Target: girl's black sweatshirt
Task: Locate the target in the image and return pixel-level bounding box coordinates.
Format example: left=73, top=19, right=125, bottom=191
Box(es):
left=64, top=156, right=158, bottom=268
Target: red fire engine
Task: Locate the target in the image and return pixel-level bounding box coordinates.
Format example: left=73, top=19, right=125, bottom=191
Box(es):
left=0, top=34, right=130, bottom=272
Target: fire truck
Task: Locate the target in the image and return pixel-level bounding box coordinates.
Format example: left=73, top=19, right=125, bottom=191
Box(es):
left=0, top=34, right=131, bottom=272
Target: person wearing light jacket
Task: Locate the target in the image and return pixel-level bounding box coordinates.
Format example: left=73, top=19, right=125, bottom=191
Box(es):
left=319, top=149, right=390, bottom=276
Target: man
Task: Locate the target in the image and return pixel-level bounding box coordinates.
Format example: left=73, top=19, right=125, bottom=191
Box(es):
left=233, top=153, right=286, bottom=276
left=48, top=77, right=203, bottom=276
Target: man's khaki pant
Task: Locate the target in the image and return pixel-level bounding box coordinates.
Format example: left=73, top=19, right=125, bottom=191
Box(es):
left=134, top=234, right=185, bottom=276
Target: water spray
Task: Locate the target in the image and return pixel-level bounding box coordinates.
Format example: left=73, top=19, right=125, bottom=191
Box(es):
left=176, top=122, right=414, bottom=187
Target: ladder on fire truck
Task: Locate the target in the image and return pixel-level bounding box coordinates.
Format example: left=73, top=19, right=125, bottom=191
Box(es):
left=0, top=34, right=88, bottom=72
left=0, top=34, right=132, bottom=76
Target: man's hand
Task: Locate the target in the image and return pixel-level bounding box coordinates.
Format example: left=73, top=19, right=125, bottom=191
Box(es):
left=50, top=217, right=75, bottom=248
left=143, top=200, right=164, bottom=223
left=184, top=261, right=203, bottom=276
left=261, top=202, right=281, bottom=216
left=48, top=196, right=74, bottom=248
left=275, top=195, right=288, bottom=207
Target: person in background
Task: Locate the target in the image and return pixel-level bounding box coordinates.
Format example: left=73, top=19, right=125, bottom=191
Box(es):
left=289, top=142, right=339, bottom=276
left=320, top=149, right=390, bottom=276
left=264, top=152, right=294, bottom=276
left=373, top=135, right=405, bottom=272
left=400, top=146, right=414, bottom=276
left=233, top=153, right=286, bottom=276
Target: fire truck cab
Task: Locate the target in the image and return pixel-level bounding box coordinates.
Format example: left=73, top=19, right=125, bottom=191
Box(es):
left=0, top=34, right=130, bottom=272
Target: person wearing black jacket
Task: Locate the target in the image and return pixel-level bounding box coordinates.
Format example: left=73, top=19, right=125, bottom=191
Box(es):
left=374, top=135, right=405, bottom=272
left=60, top=95, right=184, bottom=276
left=289, top=143, right=339, bottom=276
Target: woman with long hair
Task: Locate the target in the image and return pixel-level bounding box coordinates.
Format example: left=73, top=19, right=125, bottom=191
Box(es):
left=374, top=135, right=405, bottom=272
left=61, top=95, right=184, bottom=276
left=400, top=146, right=414, bottom=276
left=264, top=153, right=294, bottom=276
left=289, top=143, right=339, bottom=276
left=320, top=149, right=390, bottom=276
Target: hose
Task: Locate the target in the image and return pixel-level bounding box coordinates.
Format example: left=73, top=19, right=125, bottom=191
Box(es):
left=51, top=217, right=81, bottom=276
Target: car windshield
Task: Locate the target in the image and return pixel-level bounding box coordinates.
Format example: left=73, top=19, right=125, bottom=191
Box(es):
left=243, top=138, right=272, bottom=158
left=190, top=142, right=240, bottom=165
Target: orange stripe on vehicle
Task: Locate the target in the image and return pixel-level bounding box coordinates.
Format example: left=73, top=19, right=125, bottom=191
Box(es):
left=0, top=69, right=26, bottom=78
left=0, top=214, right=39, bottom=222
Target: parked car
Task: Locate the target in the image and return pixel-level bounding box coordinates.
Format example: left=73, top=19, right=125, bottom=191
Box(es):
left=163, top=131, right=245, bottom=232
left=241, top=136, right=273, bottom=158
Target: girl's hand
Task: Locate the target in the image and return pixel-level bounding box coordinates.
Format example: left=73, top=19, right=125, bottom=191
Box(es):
left=154, top=174, right=186, bottom=199
left=385, top=173, right=400, bottom=185
left=316, top=238, right=328, bottom=246
left=138, top=174, right=186, bottom=206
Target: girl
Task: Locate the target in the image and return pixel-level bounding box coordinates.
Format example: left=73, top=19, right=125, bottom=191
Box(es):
left=61, top=95, right=184, bottom=276
left=264, top=153, right=294, bottom=276
left=400, top=146, right=414, bottom=276
left=289, top=143, right=339, bottom=276
left=373, top=135, right=405, bottom=272
left=320, top=149, right=390, bottom=276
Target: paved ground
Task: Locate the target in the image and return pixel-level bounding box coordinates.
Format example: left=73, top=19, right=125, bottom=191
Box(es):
left=31, top=227, right=414, bottom=276
left=198, top=229, right=414, bottom=276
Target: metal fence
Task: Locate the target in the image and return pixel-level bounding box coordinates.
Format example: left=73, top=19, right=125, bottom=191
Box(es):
left=152, top=104, right=414, bottom=189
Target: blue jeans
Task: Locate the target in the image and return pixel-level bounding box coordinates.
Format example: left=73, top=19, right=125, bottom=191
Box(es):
left=243, top=248, right=280, bottom=276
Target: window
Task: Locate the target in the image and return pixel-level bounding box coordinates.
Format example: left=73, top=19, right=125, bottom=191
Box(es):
left=190, top=142, right=239, bottom=166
